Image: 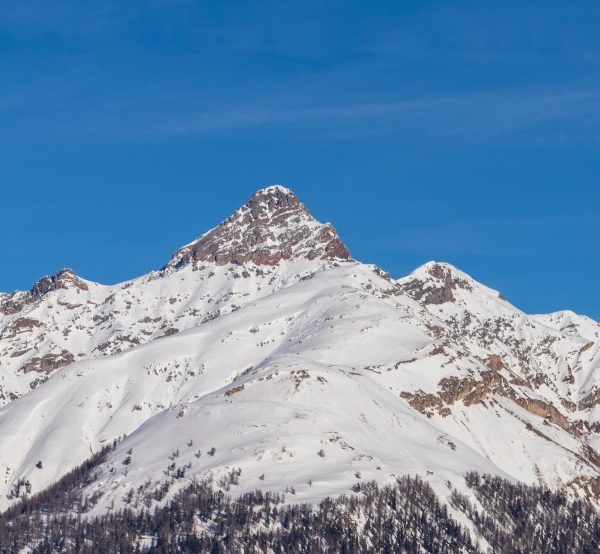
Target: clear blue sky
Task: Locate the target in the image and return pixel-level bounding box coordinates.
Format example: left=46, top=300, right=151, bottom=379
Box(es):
left=1, top=1, right=599, bottom=319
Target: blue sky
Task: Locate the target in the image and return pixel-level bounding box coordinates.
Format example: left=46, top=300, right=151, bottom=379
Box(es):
left=1, top=1, right=599, bottom=319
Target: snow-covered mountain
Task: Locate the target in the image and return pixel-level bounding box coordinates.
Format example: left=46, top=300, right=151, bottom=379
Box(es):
left=1, top=185, right=600, bottom=517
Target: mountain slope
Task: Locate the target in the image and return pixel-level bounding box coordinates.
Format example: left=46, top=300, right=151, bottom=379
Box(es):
left=1, top=185, right=600, bottom=520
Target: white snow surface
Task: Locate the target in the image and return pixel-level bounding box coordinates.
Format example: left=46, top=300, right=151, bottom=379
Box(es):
left=1, top=187, right=600, bottom=515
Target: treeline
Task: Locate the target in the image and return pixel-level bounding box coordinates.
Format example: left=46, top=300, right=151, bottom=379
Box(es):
left=0, top=456, right=472, bottom=553
left=451, top=471, right=600, bottom=553
left=1, top=450, right=600, bottom=553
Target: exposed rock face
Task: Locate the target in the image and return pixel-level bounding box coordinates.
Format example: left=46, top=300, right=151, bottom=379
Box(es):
left=21, top=349, right=74, bottom=374
left=1, top=318, right=41, bottom=340
left=0, top=269, right=88, bottom=315
left=31, top=269, right=89, bottom=299
left=399, top=263, right=473, bottom=305
left=165, top=186, right=351, bottom=270
left=513, top=397, right=579, bottom=437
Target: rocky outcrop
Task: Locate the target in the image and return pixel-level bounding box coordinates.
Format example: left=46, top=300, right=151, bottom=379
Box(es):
left=399, top=390, right=446, bottom=417
left=21, top=350, right=74, bottom=374
left=399, top=263, right=473, bottom=305
left=0, top=269, right=88, bottom=315
left=577, top=388, right=600, bottom=411
left=0, top=318, right=41, bottom=340
left=400, top=370, right=508, bottom=417
left=437, top=369, right=514, bottom=407
left=514, top=397, right=581, bottom=438
left=165, top=186, right=351, bottom=269
left=30, top=269, right=89, bottom=299
left=487, top=354, right=504, bottom=372
left=581, top=342, right=594, bottom=353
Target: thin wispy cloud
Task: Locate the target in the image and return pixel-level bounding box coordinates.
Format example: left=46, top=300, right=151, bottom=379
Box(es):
left=117, top=87, right=600, bottom=145
left=2, top=78, right=598, bottom=148
left=2, top=1, right=599, bottom=150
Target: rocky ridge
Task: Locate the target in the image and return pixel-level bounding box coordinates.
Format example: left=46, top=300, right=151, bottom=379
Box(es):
left=164, top=185, right=350, bottom=270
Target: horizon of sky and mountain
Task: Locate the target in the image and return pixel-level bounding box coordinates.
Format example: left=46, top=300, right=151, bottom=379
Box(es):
left=1, top=1, right=599, bottom=320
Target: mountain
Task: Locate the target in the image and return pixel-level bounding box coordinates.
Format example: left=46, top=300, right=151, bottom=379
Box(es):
left=0, top=186, right=349, bottom=404
left=1, top=184, right=600, bottom=528
left=164, top=185, right=350, bottom=269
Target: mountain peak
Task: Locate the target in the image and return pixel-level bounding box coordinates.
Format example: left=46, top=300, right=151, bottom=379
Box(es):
left=243, top=185, right=309, bottom=222
left=255, top=184, right=294, bottom=196
left=166, top=186, right=351, bottom=269
left=397, top=261, right=477, bottom=305
left=30, top=268, right=89, bottom=300
left=1, top=269, right=90, bottom=315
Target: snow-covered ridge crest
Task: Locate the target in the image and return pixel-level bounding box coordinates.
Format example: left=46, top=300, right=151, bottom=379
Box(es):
left=164, top=185, right=351, bottom=270
left=0, top=268, right=93, bottom=316
left=397, top=261, right=517, bottom=315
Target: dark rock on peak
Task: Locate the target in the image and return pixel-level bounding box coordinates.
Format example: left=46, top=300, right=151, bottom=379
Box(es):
left=31, top=269, right=89, bottom=300
left=399, top=262, right=473, bottom=305
left=165, top=186, right=351, bottom=270
left=0, top=269, right=88, bottom=315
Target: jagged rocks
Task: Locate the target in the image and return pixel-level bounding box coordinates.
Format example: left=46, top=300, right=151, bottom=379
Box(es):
left=487, top=354, right=504, bottom=372
left=0, top=269, right=88, bottom=315
left=514, top=398, right=581, bottom=437
left=399, top=390, right=446, bottom=417
left=31, top=269, right=89, bottom=299
left=165, top=186, right=351, bottom=270
left=1, top=318, right=41, bottom=340
left=404, top=370, right=510, bottom=416
left=21, top=350, right=74, bottom=374
left=398, top=263, right=473, bottom=305
left=438, top=371, right=507, bottom=407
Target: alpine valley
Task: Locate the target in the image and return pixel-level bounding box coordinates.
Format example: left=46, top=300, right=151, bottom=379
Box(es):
left=2, top=186, right=600, bottom=552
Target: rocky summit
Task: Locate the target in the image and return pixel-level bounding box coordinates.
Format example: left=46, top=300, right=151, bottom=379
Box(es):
left=165, top=185, right=351, bottom=269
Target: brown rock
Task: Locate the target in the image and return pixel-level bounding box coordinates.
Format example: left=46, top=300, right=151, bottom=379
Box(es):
left=398, top=263, right=473, bottom=305
left=21, top=350, right=75, bottom=374
left=165, top=186, right=351, bottom=270
left=0, top=269, right=88, bottom=315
